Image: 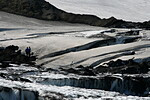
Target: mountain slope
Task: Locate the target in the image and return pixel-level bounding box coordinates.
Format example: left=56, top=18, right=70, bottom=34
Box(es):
left=45, top=0, right=150, bottom=22
left=0, top=0, right=103, bottom=26
left=0, top=0, right=150, bottom=29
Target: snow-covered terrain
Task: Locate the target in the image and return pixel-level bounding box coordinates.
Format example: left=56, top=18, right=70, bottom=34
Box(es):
left=0, top=11, right=150, bottom=99
left=45, top=0, right=150, bottom=22
left=0, top=65, right=150, bottom=100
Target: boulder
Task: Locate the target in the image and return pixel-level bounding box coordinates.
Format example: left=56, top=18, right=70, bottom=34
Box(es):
left=0, top=45, right=37, bottom=67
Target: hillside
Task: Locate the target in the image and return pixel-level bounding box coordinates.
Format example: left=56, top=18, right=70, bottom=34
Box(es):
left=46, top=0, right=150, bottom=22
left=0, top=0, right=150, bottom=29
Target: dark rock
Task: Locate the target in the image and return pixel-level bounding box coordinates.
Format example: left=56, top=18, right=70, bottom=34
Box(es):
left=76, top=65, right=84, bottom=69
left=0, top=45, right=37, bottom=67
left=121, top=62, right=150, bottom=74
left=117, top=30, right=141, bottom=36
left=65, top=68, right=78, bottom=73
left=78, top=67, right=96, bottom=76
left=0, top=73, right=7, bottom=79
left=61, top=66, right=96, bottom=76
left=124, top=36, right=141, bottom=43
left=5, top=45, right=19, bottom=51
left=19, top=77, right=32, bottom=83
left=94, top=58, right=150, bottom=74
left=101, top=29, right=116, bottom=33
left=1, top=61, right=11, bottom=68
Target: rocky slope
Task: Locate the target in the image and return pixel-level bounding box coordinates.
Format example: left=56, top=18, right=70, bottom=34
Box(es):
left=45, top=0, right=150, bottom=22
left=0, top=0, right=150, bottom=29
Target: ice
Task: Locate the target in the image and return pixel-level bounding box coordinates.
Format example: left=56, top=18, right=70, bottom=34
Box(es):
left=78, top=30, right=103, bottom=37
left=0, top=77, right=150, bottom=99
left=7, top=66, right=38, bottom=72
left=0, top=78, right=119, bottom=99
left=0, top=11, right=150, bottom=99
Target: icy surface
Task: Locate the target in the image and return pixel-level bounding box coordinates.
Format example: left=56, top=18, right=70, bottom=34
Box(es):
left=0, top=75, right=150, bottom=100
left=0, top=78, right=122, bottom=99
left=0, top=11, right=150, bottom=99
left=0, top=71, right=150, bottom=100
left=0, top=11, right=150, bottom=69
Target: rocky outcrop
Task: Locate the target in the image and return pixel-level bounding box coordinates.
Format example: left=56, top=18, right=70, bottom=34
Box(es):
left=0, top=0, right=102, bottom=26
left=0, top=0, right=150, bottom=29
left=94, top=58, right=150, bottom=74
left=60, top=58, right=150, bottom=75
left=0, top=45, right=36, bottom=67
